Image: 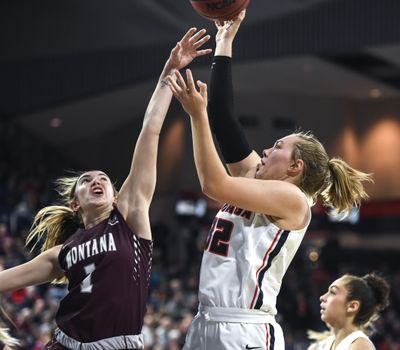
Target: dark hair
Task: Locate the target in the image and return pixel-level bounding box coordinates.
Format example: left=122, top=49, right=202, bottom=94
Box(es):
left=344, top=273, right=390, bottom=327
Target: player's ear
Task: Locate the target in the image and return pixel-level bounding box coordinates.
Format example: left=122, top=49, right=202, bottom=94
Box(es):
left=288, top=159, right=303, bottom=176
left=70, top=198, right=80, bottom=212
left=346, top=300, right=360, bottom=315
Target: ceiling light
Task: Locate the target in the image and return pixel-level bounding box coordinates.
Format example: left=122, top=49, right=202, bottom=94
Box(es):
left=50, top=117, right=62, bottom=128
left=369, top=88, right=382, bottom=99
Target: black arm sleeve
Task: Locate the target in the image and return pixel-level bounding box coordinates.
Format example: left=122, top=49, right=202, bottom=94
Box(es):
left=208, top=56, right=252, bottom=164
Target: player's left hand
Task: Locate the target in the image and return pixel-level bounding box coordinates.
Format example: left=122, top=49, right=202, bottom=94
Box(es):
left=168, top=69, right=208, bottom=118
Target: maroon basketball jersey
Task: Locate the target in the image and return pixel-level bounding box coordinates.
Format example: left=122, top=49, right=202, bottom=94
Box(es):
left=56, top=208, right=153, bottom=343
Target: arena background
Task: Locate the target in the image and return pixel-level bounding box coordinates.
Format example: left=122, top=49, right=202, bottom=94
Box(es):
left=0, top=0, right=399, bottom=349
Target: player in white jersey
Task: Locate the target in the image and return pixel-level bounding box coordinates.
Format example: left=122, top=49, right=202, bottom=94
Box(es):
left=308, top=273, right=390, bottom=350
left=167, top=10, right=373, bottom=350
left=199, top=202, right=310, bottom=314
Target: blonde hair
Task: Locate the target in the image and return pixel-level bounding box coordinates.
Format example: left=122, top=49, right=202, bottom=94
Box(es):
left=0, top=305, right=19, bottom=348
left=26, top=175, right=82, bottom=251
left=26, top=174, right=83, bottom=283
left=293, top=131, right=372, bottom=215
left=307, top=329, right=332, bottom=342
left=0, top=327, right=19, bottom=348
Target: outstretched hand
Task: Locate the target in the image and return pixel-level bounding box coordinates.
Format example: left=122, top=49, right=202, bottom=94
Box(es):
left=168, top=28, right=212, bottom=71
left=215, top=9, right=246, bottom=45
left=168, top=69, right=208, bottom=118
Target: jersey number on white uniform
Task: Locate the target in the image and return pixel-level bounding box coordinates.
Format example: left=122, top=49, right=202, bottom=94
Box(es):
left=205, top=218, right=233, bottom=257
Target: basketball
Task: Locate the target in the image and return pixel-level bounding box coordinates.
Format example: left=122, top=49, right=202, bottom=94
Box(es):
left=190, top=0, right=250, bottom=21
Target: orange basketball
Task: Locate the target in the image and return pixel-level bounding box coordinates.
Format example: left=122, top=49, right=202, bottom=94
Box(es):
left=190, top=0, right=250, bottom=21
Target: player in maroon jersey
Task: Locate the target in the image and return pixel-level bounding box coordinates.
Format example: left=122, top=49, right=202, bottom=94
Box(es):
left=0, top=28, right=211, bottom=349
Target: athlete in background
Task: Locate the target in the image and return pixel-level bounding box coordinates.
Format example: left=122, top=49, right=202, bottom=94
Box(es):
left=308, top=273, right=390, bottom=350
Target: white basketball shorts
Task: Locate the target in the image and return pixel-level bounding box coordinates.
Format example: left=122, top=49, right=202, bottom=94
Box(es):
left=182, top=306, right=284, bottom=350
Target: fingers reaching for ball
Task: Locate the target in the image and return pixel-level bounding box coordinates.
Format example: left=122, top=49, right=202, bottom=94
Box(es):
left=215, top=9, right=246, bottom=29
left=167, top=70, right=208, bottom=118
left=214, top=9, right=246, bottom=52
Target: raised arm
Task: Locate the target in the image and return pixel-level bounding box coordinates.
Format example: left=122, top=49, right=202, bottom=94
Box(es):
left=0, top=245, right=63, bottom=293
left=117, top=28, right=212, bottom=239
left=208, top=10, right=260, bottom=177
left=169, top=70, right=308, bottom=230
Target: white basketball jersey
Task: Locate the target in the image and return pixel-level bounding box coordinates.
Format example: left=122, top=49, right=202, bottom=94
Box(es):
left=315, top=331, right=374, bottom=350
left=198, top=202, right=311, bottom=314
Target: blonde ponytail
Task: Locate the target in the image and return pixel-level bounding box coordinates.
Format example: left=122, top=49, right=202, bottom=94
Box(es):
left=26, top=174, right=82, bottom=252
left=24, top=174, right=82, bottom=283
left=294, top=132, right=372, bottom=215
left=307, top=329, right=332, bottom=342
left=26, top=205, right=81, bottom=252
left=0, top=327, right=19, bottom=348
left=321, top=158, right=373, bottom=215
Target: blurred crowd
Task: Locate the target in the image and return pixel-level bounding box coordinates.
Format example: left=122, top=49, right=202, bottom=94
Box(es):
left=1, top=120, right=399, bottom=350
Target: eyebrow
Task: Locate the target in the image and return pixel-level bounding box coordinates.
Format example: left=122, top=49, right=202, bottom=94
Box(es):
left=78, top=172, right=108, bottom=183
left=78, top=174, right=91, bottom=183
left=329, top=285, right=339, bottom=291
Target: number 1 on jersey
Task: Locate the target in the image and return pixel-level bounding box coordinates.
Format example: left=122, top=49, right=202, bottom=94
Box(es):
left=81, top=263, right=95, bottom=293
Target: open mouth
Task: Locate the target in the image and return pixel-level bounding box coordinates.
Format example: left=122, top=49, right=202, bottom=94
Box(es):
left=92, top=187, right=104, bottom=195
